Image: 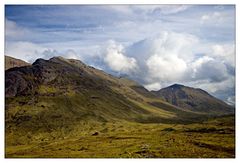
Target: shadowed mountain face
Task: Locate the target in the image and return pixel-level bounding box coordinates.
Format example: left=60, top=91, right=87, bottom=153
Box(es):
left=6, top=57, right=105, bottom=97
left=5, top=56, right=152, bottom=122
left=152, top=84, right=234, bottom=114
left=5, top=56, right=30, bottom=70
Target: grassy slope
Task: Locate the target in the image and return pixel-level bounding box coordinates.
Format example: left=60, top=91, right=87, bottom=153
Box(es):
left=5, top=89, right=235, bottom=158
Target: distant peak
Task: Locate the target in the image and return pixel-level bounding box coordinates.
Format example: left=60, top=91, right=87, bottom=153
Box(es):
left=50, top=56, right=84, bottom=63
left=33, top=56, right=69, bottom=65
left=169, top=84, right=184, bottom=89
left=49, top=56, right=67, bottom=61
left=32, top=58, right=47, bottom=65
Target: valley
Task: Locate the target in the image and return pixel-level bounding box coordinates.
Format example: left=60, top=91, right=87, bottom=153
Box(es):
left=5, top=56, right=235, bottom=158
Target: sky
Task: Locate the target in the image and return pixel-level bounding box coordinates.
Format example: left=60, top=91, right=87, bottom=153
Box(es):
left=5, top=5, right=235, bottom=105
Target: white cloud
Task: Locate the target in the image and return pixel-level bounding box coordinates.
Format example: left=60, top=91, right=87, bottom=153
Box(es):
left=201, top=15, right=210, bottom=21
left=201, top=12, right=221, bottom=23
left=5, top=19, right=37, bottom=42
left=5, top=41, right=80, bottom=63
left=144, top=82, right=161, bottom=91
left=64, top=49, right=79, bottom=60
left=128, top=31, right=199, bottom=63
left=105, top=5, right=190, bottom=16
left=103, top=40, right=138, bottom=73
left=126, top=31, right=198, bottom=86
left=132, top=5, right=190, bottom=15
left=146, top=55, right=187, bottom=82
left=211, top=44, right=235, bottom=66
left=154, top=5, right=190, bottom=14
left=5, top=19, right=27, bottom=38
left=200, top=11, right=232, bottom=25
left=226, top=96, right=235, bottom=106
left=107, top=6, right=134, bottom=15
left=5, top=41, right=47, bottom=62
left=41, top=49, right=80, bottom=60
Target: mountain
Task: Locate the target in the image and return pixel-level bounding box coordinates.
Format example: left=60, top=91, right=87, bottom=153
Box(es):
left=5, top=57, right=233, bottom=126
left=5, top=57, right=211, bottom=132
left=6, top=56, right=148, bottom=122
left=5, top=57, right=235, bottom=158
left=5, top=55, right=30, bottom=70
left=152, top=84, right=234, bottom=114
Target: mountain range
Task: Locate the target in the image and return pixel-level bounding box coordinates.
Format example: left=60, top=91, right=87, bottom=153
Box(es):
left=5, top=56, right=233, bottom=115
left=5, top=56, right=235, bottom=158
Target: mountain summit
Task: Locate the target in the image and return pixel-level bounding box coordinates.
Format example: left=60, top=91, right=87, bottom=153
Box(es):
left=152, top=84, right=234, bottom=114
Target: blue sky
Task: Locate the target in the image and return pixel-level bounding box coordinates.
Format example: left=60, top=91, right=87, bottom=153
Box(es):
left=5, top=5, right=235, bottom=105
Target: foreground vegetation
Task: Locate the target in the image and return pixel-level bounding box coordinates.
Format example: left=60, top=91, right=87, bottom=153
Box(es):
left=6, top=115, right=235, bottom=158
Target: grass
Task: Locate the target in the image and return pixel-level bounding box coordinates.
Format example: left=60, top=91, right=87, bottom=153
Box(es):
left=5, top=115, right=235, bottom=158
left=38, top=85, right=59, bottom=94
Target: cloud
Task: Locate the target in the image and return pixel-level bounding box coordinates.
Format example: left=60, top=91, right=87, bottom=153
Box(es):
left=201, top=12, right=222, bottom=23
left=187, top=76, right=234, bottom=95
left=103, top=5, right=190, bottom=16
left=5, top=41, right=80, bottom=63
left=227, top=96, right=235, bottom=106
left=211, top=44, right=235, bottom=66
left=131, top=5, right=190, bottom=15
left=106, top=6, right=134, bottom=15
left=41, top=49, right=59, bottom=59
left=5, top=18, right=54, bottom=44
left=128, top=31, right=199, bottom=63
left=192, top=59, right=229, bottom=82
left=41, top=49, right=79, bottom=60
left=200, top=11, right=233, bottom=25
left=126, top=31, right=198, bottom=86
left=5, top=19, right=33, bottom=41
left=146, top=55, right=187, bottom=82
left=5, top=41, right=47, bottom=62
left=144, top=82, right=161, bottom=91
left=156, top=5, right=190, bottom=14
left=103, top=40, right=138, bottom=74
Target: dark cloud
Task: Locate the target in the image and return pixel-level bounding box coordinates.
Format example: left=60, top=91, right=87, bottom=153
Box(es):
left=193, top=60, right=229, bottom=82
